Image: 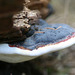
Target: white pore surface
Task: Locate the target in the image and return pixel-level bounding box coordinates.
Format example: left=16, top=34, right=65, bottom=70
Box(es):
left=0, top=36, right=75, bottom=63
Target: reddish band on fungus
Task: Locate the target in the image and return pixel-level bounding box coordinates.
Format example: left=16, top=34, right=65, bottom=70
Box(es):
left=9, top=32, right=75, bottom=50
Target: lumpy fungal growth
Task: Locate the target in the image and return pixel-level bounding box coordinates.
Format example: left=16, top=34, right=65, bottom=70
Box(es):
left=9, top=19, right=75, bottom=50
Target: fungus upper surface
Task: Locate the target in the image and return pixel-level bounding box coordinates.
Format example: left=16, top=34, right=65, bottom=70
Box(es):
left=9, top=19, right=75, bottom=50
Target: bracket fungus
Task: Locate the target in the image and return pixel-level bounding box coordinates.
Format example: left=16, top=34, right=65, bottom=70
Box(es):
left=0, top=19, right=75, bottom=63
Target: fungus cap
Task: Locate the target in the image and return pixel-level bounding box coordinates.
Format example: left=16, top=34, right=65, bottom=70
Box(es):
left=0, top=19, right=75, bottom=63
